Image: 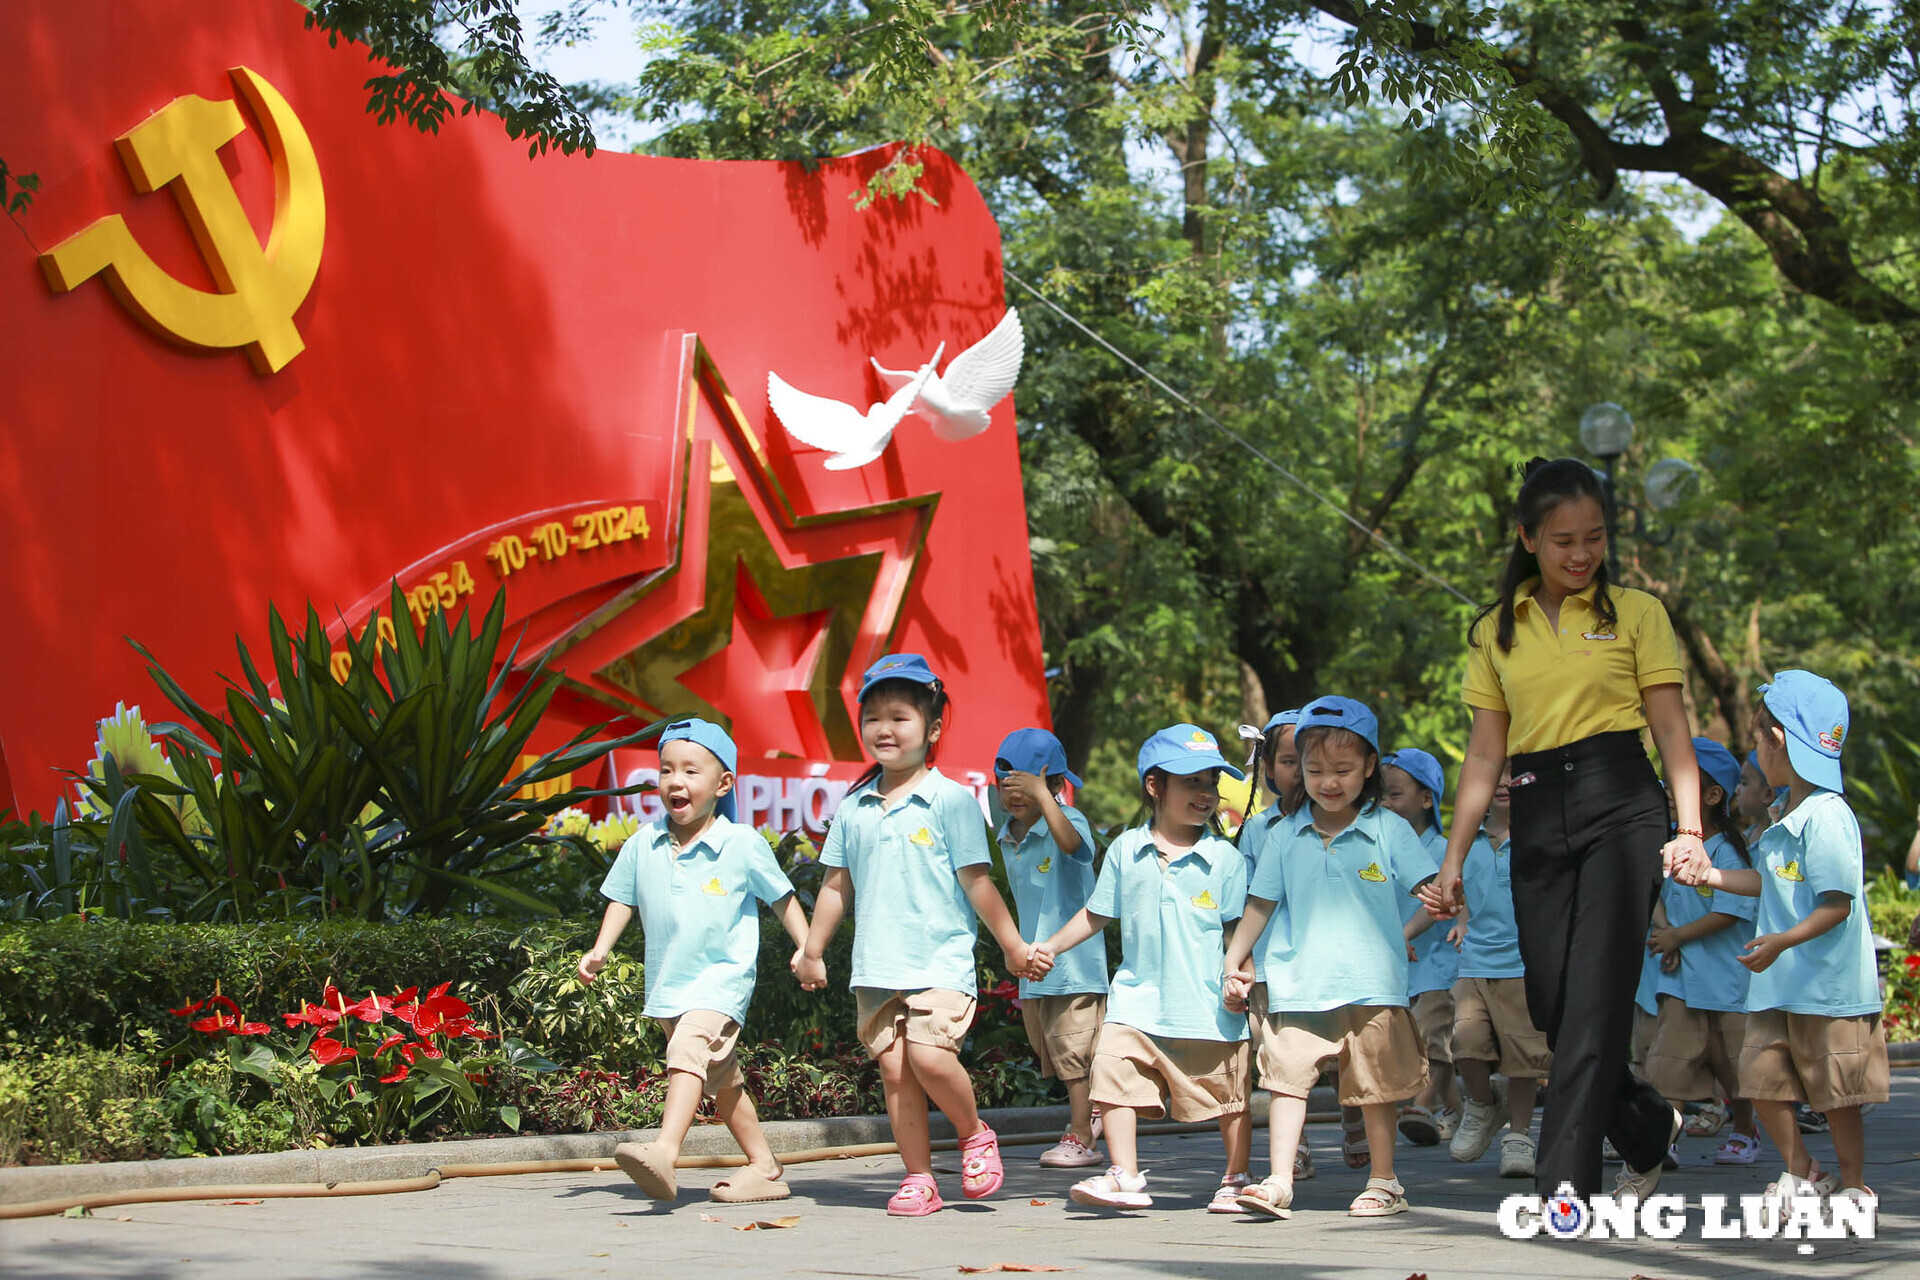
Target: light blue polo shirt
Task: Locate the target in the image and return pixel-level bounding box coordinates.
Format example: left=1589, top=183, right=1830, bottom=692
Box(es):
left=1251, top=805, right=1433, bottom=1012
left=1746, top=790, right=1880, bottom=1017
left=1084, top=825, right=1247, bottom=1042
left=1457, top=831, right=1524, bottom=980
left=1406, top=824, right=1458, bottom=997
left=819, top=768, right=992, bottom=996
left=1654, top=832, right=1756, bottom=1013
left=599, top=815, right=795, bottom=1022
left=1001, top=806, right=1107, bottom=999
left=1237, top=806, right=1290, bottom=983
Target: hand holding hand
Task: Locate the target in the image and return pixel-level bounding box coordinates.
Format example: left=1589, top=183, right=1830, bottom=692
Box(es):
left=1025, top=944, right=1055, bottom=980
left=576, top=950, right=607, bottom=985
left=1667, top=842, right=1712, bottom=885
left=1419, top=865, right=1464, bottom=919
left=1222, top=962, right=1255, bottom=1014
left=791, top=948, right=829, bottom=991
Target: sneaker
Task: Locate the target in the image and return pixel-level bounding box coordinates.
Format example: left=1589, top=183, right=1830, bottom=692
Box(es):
left=1685, top=1099, right=1729, bottom=1138
left=1398, top=1105, right=1441, bottom=1146
left=1614, top=1108, right=1684, bottom=1200
left=1207, top=1173, right=1251, bottom=1214
left=1795, top=1104, right=1829, bottom=1134
left=1038, top=1130, right=1105, bottom=1168
left=1292, top=1144, right=1315, bottom=1181
left=1433, top=1106, right=1460, bottom=1143
left=1498, top=1132, right=1536, bottom=1179
left=1449, top=1097, right=1503, bottom=1163
left=1069, top=1165, right=1151, bottom=1209
left=1713, top=1132, right=1760, bottom=1165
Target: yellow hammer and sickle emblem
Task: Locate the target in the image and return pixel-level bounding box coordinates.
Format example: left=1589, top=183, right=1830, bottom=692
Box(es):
left=39, top=67, right=324, bottom=374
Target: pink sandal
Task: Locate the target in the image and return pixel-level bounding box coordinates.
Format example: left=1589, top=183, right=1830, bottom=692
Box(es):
left=888, top=1172, right=943, bottom=1217
left=960, top=1124, right=1005, bottom=1199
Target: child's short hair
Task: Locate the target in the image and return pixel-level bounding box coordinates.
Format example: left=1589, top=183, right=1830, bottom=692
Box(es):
left=1295, top=724, right=1383, bottom=813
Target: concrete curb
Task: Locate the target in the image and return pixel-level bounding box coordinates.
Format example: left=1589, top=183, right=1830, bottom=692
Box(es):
left=0, top=1090, right=1317, bottom=1206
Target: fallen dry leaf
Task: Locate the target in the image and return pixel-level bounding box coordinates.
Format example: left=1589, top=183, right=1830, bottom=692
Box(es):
left=956, top=1267, right=1072, bottom=1274
left=1028, top=1199, right=1050, bottom=1207
left=222, top=1200, right=263, bottom=1206
left=735, top=1215, right=802, bottom=1231
left=699, top=1213, right=725, bottom=1223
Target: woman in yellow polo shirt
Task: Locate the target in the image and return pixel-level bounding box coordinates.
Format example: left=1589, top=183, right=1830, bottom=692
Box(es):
left=1424, top=457, right=1704, bottom=1200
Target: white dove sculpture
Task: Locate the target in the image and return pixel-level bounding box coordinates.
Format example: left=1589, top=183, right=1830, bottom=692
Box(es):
left=766, top=344, right=941, bottom=471
left=870, top=307, right=1024, bottom=442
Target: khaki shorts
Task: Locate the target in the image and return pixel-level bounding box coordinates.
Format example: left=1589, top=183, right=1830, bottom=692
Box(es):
left=1644, top=995, right=1746, bottom=1103
left=1020, top=993, right=1106, bottom=1082
left=1739, top=1009, right=1890, bottom=1112
left=1088, top=1022, right=1250, bottom=1122
left=1257, top=1004, right=1427, bottom=1106
left=1413, top=989, right=1456, bottom=1065
left=657, top=1009, right=744, bottom=1095
left=855, top=987, right=976, bottom=1059
left=1452, top=977, right=1551, bottom=1078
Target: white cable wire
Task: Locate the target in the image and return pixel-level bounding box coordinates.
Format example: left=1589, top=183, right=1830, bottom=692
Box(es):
left=1005, top=269, right=1478, bottom=607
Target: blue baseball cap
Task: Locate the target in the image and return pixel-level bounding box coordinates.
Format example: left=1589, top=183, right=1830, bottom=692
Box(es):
left=658, top=717, right=739, bottom=822
left=1691, top=737, right=1742, bottom=803
left=1382, top=747, right=1445, bottom=832
left=1295, top=696, right=1380, bottom=754
left=857, top=652, right=941, bottom=701
left=1264, top=709, right=1301, bottom=733
left=995, top=727, right=1082, bottom=788
left=1758, top=670, right=1848, bottom=793
left=1138, top=723, right=1245, bottom=782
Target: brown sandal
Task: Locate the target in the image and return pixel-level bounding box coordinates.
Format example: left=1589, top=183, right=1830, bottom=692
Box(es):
left=614, top=1140, right=678, bottom=1201
left=710, top=1164, right=792, bottom=1203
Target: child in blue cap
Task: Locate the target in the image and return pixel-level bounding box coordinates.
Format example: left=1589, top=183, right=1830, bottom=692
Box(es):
left=1224, top=697, right=1433, bottom=1220
left=1379, top=747, right=1461, bottom=1147
left=1036, top=724, right=1253, bottom=1211
left=1735, top=749, right=1776, bottom=847
left=1442, top=759, right=1551, bottom=1179
left=994, top=727, right=1108, bottom=1170
left=579, top=718, right=810, bottom=1205
left=1643, top=738, right=1761, bottom=1166
left=1671, top=670, right=1888, bottom=1209
left=795, top=654, right=1043, bottom=1216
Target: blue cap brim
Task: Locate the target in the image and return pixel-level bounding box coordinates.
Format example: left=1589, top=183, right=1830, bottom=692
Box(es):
left=1783, top=735, right=1843, bottom=792
left=1154, top=753, right=1245, bottom=782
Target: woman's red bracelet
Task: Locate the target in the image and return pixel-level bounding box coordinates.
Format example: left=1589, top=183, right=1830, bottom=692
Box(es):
left=1675, top=827, right=1703, bottom=839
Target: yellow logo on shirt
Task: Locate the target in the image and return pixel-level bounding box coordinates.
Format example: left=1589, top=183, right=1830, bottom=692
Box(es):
left=701, top=877, right=726, bottom=896
left=1189, top=890, right=1219, bottom=910
left=1774, top=859, right=1805, bottom=882
left=909, top=827, right=935, bottom=847
left=1036, top=857, right=1052, bottom=874
left=1695, top=884, right=1715, bottom=899
left=1357, top=862, right=1386, bottom=883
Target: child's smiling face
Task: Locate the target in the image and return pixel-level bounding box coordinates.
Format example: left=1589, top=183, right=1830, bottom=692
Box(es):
left=658, top=738, right=733, bottom=830
left=1380, top=763, right=1431, bottom=831
left=860, top=690, right=936, bottom=771
left=1303, top=735, right=1373, bottom=816
left=1150, top=768, right=1219, bottom=831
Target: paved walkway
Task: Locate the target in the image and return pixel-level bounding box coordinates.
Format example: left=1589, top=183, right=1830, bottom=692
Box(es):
left=6, top=1074, right=1916, bottom=1278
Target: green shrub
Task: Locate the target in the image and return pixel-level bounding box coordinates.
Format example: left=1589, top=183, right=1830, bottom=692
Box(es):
left=0, top=1038, right=167, bottom=1163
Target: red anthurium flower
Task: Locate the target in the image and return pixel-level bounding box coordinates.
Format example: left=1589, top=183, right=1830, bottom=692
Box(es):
left=310, top=1036, right=359, bottom=1066
left=378, top=1063, right=409, bottom=1084
left=236, top=1021, right=271, bottom=1036
left=168, top=999, right=207, bottom=1018
left=282, top=1001, right=343, bottom=1029
left=376, top=1033, right=407, bottom=1055
left=340, top=993, right=390, bottom=1023
left=1906, top=954, right=1920, bottom=972
left=322, top=983, right=347, bottom=1012
left=411, top=1040, right=443, bottom=1060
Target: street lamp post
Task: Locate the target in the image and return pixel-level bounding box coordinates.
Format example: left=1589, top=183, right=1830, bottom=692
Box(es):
left=1579, top=402, right=1635, bottom=578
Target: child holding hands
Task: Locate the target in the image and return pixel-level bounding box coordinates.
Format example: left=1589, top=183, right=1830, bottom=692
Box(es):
left=794, top=655, right=1048, bottom=1216
left=1669, top=671, right=1888, bottom=1208
left=580, top=718, right=809, bottom=1205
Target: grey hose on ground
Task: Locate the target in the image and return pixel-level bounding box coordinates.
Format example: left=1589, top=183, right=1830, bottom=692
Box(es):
left=0, top=1111, right=1344, bottom=1219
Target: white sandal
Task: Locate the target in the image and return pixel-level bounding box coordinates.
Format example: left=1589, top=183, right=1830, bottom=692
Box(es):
left=1235, top=1175, right=1294, bottom=1219
left=1348, top=1176, right=1408, bottom=1217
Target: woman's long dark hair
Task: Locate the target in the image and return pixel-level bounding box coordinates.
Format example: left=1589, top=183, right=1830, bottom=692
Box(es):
left=1470, top=456, right=1619, bottom=653
left=850, top=678, right=952, bottom=793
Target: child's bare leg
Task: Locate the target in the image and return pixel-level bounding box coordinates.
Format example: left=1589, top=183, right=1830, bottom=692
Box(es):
left=1267, top=1093, right=1308, bottom=1182
left=904, top=1041, right=983, bottom=1138
left=1361, top=1102, right=1398, bottom=1182
left=1753, top=1099, right=1808, bottom=1177
left=1823, top=1104, right=1866, bottom=1189
left=1456, top=1057, right=1495, bottom=1105
left=656, top=1070, right=705, bottom=1156
left=1418, top=1060, right=1456, bottom=1113
left=712, top=1085, right=780, bottom=1175
left=878, top=1039, right=934, bottom=1175
left=1102, top=1104, right=1141, bottom=1175
left=1731, top=1097, right=1757, bottom=1137
left=1065, top=1077, right=1095, bottom=1145
left=1218, top=1107, right=1251, bottom=1177
left=1506, top=1077, right=1539, bottom=1135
